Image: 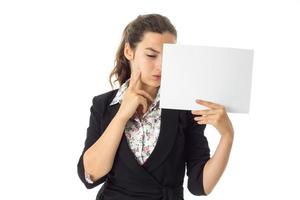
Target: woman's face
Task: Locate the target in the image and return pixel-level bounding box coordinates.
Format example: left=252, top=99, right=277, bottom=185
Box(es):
left=124, top=31, right=176, bottom=88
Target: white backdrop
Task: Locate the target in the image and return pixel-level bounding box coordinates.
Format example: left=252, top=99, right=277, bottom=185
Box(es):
left=1, top=0, right=299, bottom=199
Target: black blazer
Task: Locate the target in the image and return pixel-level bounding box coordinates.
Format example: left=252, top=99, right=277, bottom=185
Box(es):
left=77, top=89, right=210, bottom=200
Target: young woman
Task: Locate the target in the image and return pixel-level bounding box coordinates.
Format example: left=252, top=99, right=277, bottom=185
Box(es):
left=77, top=14, right=234, bottom=200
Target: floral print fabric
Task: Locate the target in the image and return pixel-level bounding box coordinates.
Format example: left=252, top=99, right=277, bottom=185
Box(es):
left=110, top=78, right=161, bottom=165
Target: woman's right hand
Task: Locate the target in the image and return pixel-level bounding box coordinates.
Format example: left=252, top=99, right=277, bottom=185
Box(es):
left=116, top=69, right=154, bottom=122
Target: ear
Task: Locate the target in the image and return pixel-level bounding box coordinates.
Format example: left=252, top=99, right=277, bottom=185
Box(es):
left=124, top=42, right=134, bottom=60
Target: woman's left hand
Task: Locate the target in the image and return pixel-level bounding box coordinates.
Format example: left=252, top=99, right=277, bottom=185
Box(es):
left=191, top=99, right=234, bottom=138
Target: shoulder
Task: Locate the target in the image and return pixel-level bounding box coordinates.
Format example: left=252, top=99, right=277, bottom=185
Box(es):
left=93, top=89, right=118, bottom=103
left=91, top=89, right=119, bottom=111
left=177, top=109, right=206, bottom=132
left=167, top=109, right=189, bottom=131
left=178, top=109, right=191, bottom=124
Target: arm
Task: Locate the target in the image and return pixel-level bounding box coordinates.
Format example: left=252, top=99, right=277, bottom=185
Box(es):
left=203, top=133, right=233, bottom=195
left=77, top=96, right=128, bottom=189
left=185, top=113, right=210, bottom=196
left=192, top=99, right=235, bottom=195
left=83, top=112, right=127, bottom=182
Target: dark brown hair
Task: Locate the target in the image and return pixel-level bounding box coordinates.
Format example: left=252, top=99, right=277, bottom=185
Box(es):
left=109, top=14, right=177, bottom=89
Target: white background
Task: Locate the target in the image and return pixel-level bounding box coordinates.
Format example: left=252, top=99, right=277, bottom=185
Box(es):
left=1, top=0, right=299, bottom=199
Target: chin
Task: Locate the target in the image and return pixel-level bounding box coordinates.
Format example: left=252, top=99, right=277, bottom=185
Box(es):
left=145, top=80, right=160, bottom=88
left=152, top=82, right=161, bottom=88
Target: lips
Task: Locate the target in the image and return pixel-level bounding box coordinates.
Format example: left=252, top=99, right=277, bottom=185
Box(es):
left=153, top=75, right=161, bottom=80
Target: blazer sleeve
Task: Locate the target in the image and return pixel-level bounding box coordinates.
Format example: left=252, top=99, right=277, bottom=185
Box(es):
left=185, top=110, right=211, bottom=196
left=77, top=96, right=108, bottom=189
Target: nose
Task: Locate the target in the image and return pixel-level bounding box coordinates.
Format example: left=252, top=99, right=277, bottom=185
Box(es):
left=155, top=56, right=162, bottom=71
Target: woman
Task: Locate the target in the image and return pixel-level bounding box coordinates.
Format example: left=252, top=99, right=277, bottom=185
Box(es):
left=77, top=14, right=234, bottom=200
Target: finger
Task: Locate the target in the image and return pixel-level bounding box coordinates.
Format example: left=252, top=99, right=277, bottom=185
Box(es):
left=197, top=118, right=208, bottom=124
left=128, top=69, right=141, bottom=89
left=136, top=90, right=154, bottom=102
left=128, top=70, right=140, bottom=89
left=191, top=109, right=217, bottom=116
left=195, top=115, right=216, bottom=125
left=195, top=99, right=223, bottom=109
left=138, top=96, right=148, bottom=113
left=194, top=114, right=217, bottom=121
left=133, top=71, right=143, bottom=90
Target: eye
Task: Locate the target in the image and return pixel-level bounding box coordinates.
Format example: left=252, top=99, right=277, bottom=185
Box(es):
left=147, top=54, right=157, bottom=58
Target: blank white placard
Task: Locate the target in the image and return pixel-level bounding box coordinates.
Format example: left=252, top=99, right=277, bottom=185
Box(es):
left=159, top=44, right=254, bottom=113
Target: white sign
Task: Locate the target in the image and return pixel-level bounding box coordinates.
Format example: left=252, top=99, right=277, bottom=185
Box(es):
left=160, top=44, right=254, bottom=113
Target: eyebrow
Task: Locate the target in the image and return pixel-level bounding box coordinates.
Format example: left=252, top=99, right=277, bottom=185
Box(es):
left=145, top=47, right=160, bottom=54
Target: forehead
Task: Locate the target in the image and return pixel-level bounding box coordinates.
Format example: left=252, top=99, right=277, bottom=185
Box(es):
left=137, top=32, right=176, bottom=50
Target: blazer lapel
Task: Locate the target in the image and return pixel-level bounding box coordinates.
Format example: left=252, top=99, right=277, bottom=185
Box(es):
left=102, top=103, right=151, bottom=177
left=142, top=108, right=179, bottom=172
left=102, top=92, right=179, bottom=175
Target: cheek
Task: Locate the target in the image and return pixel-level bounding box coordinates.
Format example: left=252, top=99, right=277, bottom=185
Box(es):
left=134, top=57, right=155, bottom=79
left=139, top=60, right=153, bottom=73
